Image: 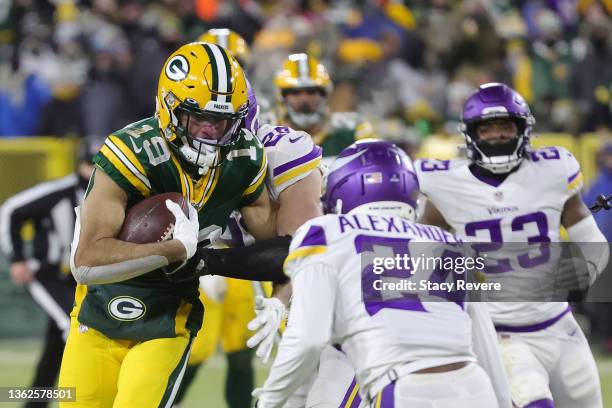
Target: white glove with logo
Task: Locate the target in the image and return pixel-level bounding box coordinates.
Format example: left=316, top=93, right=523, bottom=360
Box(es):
left=247, top=295, right=286, bottom=363
left=166, top=200, right=199, bottom=259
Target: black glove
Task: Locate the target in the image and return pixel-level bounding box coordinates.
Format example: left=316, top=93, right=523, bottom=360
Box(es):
left=162, top=247, right=209, bottom=283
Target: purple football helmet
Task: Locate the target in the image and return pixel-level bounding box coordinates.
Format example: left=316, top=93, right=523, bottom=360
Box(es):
left=244, top=78, right=260, bottom=134
left=322, top=139, right=420, bottom=220
left=460, top=83, right=535, bottom=173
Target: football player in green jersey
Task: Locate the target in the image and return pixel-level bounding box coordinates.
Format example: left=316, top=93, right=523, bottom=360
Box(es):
left=274, top=53, right=375, bottom=161
left=58, top=42, right=281, bottom=407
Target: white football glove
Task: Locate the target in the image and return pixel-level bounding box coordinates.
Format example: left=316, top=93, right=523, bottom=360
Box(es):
left=247, top=295, right=286, bottom=363
left=166, top=200, right=199, bottom=259
left=199, top=275, right=227, bottom=303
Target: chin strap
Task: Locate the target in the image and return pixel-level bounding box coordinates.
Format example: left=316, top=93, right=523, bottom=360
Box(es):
left=179, top=143, right=216, bottom=175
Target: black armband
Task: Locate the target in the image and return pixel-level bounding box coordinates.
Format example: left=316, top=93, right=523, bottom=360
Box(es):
left=202, top=235, right=291, bottom=284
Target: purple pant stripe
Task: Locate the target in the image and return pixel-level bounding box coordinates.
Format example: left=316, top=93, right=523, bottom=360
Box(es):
left=350, top=391, right=362, bottom=408
left=380, top=381, right=395, bottom=408
left=524, top=398, right=555, bottom=408
left=339, top=377, right=358, bottom=408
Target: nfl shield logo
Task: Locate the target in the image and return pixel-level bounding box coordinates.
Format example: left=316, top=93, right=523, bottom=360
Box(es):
left=364, top=172, right=383, bottom=184
left=494, top=191, right=504, bottom=201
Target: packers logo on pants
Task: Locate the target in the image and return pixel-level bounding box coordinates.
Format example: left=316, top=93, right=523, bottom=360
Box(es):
left=108, top=296, right=146, bottom=321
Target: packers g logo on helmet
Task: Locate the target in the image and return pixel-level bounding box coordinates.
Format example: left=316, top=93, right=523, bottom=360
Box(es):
left=156, top=42, right=248, bottom=175
left=198, top=28, right=250, bottom=67
left=165, top=55, right=189, bottom=81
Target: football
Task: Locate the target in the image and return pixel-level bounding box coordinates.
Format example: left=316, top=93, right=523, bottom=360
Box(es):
left=117, top=192, right=189, bottom=244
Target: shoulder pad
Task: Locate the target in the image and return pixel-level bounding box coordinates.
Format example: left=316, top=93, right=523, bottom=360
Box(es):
left=529, top=146, right=583, bottom=195
left=284, top=215, right=336, bottom=276
left=257, top=125, right=322, bottom=198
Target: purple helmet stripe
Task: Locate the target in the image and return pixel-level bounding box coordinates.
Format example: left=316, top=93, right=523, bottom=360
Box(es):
left=273, top=144, right=321, bottom=176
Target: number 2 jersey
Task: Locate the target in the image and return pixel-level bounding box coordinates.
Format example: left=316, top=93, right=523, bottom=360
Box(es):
left=283, top=213, right=475, bottom=395
left=415, top=147, right=583, bottom=327
left=73, top=116, right=267, bottom=341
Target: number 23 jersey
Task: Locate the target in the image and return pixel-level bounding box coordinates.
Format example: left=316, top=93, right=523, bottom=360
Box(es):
left=415, top=147, right=584, bottom=326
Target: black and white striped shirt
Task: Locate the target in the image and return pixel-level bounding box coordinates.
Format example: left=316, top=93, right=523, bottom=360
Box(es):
left=0, top=174, right=86, bottom=282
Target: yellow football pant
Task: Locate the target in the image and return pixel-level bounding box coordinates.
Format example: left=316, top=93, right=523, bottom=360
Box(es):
left=188, top=279, right=272, bottom=365
left=58, top=317, right=192, bottom=407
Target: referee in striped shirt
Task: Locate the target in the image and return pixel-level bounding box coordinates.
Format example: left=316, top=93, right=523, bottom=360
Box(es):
left=0, top=138, right=99, bottom=407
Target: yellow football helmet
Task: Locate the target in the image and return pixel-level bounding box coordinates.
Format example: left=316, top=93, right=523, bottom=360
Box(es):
left=274, top=53, right=332, bottom=129
left=198, top=28, right=250, bottom=67
left=274, top=53, right=332, bottom=94
left=156, top=42, right=248, bottom=175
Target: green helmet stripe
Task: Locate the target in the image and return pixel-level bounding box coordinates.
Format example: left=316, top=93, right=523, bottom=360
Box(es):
left=202, top=43, right=219, bottom=102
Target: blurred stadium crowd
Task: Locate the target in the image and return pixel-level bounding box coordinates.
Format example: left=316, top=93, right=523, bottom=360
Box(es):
left=1, top=1, right=612, bottom=406
left=1, top=0, right=611, bottom=143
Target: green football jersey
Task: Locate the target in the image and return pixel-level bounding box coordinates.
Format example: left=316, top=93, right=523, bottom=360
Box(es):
left=75, top=117, right=267, bottom=341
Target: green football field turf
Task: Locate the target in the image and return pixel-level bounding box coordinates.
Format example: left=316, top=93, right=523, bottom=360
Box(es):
left=0, top=339, right=610, bottom=407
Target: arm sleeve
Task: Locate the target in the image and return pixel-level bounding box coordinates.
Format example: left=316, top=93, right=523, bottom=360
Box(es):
left=262, top=127, right=322, bottom=200
left=257, top=263, right=337, bottom=408
left=203, top=235, right=291, bottom=283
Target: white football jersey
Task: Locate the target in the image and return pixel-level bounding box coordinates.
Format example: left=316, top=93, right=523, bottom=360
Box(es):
left=220, top=124, right=322, bottom=247
left=415, top=146, right=584, bottom=326
left=284, top=213, right=476, bottom=396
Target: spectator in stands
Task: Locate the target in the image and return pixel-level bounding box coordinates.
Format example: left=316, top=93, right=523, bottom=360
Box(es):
left=38, top=40, right=88, bottom=138
left=570, top=16, right=612, bottom=132
left=0, top=37, right=52, bottom=137
left=81, top=26, right=136, bottom=139
left=0, top=138, right=100, bottom=407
